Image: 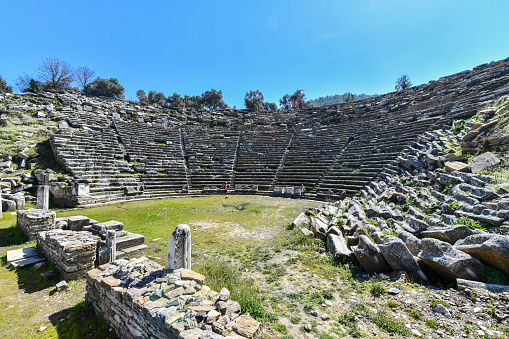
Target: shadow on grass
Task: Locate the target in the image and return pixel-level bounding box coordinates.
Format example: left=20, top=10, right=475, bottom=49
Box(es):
left=0, top=225, right=24, bottom=247
left=8, top=262, right=60, bottom=294
left=49, top=301, right=115, bottom=339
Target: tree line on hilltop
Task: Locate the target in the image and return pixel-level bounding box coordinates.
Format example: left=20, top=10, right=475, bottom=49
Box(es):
left=0, top=57, right=414, bottom=111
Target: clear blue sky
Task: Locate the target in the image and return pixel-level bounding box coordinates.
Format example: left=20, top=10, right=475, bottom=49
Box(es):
left=2, top=1, right=509, bottom=108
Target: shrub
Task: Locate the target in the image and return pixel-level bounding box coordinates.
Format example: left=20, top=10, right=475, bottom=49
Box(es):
left=370, top=282, right=386, bottom=297
left=425, top=319, right=440, bottom=329
left=84, top=77, right=125, bottom=99
left=0, top=76, right=12, bottom=94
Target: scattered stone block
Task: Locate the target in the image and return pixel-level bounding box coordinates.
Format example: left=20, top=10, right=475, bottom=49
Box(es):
left=418, top=238, right=484, bottom=281
left=352, top=235, right=391, bottom=274
left=468, top=152, right=500, bottom=173
left=67, top=215, right=90, bottom=231
left=454, top=234, right=509, bottom=276
left=445, top=161, right=470, bottom=173
left=56, top=280, right=71, bottom=292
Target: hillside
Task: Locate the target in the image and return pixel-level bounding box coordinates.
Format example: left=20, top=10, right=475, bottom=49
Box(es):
left=308, top=93, right=376, bottom=107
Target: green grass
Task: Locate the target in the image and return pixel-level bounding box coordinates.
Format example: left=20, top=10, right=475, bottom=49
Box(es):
left=370, top=282, right=386, bottom=297
left=0, top=195, right=319, bottom=338
left=195, top=258, right=278, bottom=323
left=425, top=319, right=440, bottom=329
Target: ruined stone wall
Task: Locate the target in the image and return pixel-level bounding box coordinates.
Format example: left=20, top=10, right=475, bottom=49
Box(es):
left=17, top=209, right=56, bottom=241
left=86, top=257, right=261, bottom=339
left=36, top=229, right=100, bottom=280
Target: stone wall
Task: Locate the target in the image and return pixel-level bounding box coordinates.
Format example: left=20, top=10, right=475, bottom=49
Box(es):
left=36, top=229, right=100, bottom=280
left=86, top=257, right=261, bottom=339
left=17, top=209, right=56, bottom=241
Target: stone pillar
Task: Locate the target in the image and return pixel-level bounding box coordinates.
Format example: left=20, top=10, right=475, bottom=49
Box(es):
left=106, top=230, right=116, bottom=263
left=168, top=224, right=191, bottom=271
left=37, top=185, right=50, bottom=211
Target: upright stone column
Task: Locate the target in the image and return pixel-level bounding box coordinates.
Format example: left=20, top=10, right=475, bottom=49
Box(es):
left=106, top=230, right=116, bottom=263
left=168, top=224, right=191, bottom=271
left=37, top=185, right=50, bottom=211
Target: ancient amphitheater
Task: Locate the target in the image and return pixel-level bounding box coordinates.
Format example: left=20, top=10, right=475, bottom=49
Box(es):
left=2, top=57, right=509, bottom=339
left=34, top=57, right=508, bottom=207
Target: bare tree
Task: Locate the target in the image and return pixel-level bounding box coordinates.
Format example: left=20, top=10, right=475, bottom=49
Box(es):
left=74, top=66, right=95, bottom=89
left=38, top=56, right=74, bottom=91
left=395, top=74, right=412, bottom=91
left=15, top=73, right=32, bottom=92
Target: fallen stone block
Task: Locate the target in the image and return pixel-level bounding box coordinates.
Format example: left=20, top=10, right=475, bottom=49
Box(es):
left=454, top=233, right=509, bottom=276
left=445, top=161, right=470, bottom=173
left=326, top=233, right=356, bottom=263
left=418, top=238, right=484, bottom=281
left=457, top=278, right=509, bottom=293
left=420, top=225, right=478, bottom=244
left=468, top=152, right=500, bottom=173
left=377, top=236, right=428, bottom=283
left=352, top=235, right=391, bottom=274
left=292, top=213, right=309, bottom=228
left=67, top=215, right=90, bottom=231
left=6, top=246, right=39, bottom=262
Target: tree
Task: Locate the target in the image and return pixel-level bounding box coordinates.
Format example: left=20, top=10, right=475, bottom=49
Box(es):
left=38, top=56, right=74, bottom=92
left=136, top=90, right=149, bottom=105
left=75, top=66, right=95, bottom=89
left=83, top=77, right=125, bottom=98
left=342, top=91, right=354, bottom=103
left=15, top=74, right=32, bottom=92
left=279, top=94, right=291, bottom=109
left=244, top=90, right=264, bottom=111
left=183, top=95, right=203, bottom=110
left=15, top=74, right=43, bottom=93
left=263, top=102, right=278, bottom=112
left=148, top=90, right=166, bottom=105
left=167, top=92, right=184, bottom=109
left=395, top=74, right=412, bottom=91
left=201, top=89, right=228, bottom=110
left=0, top=76, right=13, bottom=94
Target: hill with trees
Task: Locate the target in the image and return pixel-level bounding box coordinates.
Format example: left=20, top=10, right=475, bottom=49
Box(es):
left=308, top=92, right=376, bottom=107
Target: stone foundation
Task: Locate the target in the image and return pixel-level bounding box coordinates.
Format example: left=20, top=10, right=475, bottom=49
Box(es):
left=86, top=257, right=261, bottom=339
left=17, top=209, right=56, bottom=241
left=37, top=229, right=100, bottom=280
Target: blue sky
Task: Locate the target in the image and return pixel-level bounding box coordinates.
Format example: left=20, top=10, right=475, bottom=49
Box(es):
left=2, top=1, right=509, bottom=108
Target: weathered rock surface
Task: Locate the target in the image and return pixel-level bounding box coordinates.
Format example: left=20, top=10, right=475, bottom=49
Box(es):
left=418, top=238, right=484, bottom=281
left=455, top=233, right=509, bottom=276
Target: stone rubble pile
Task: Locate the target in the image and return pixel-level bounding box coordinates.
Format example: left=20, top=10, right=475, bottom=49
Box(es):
left=36, top=229, right=100, bottom=280
left=297, top=125, right=509, bottom=285
left=86, top=258, right=261, bottom=339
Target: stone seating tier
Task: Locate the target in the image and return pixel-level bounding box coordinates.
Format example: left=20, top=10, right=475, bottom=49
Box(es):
left=44, top=57, right=509, bottom=204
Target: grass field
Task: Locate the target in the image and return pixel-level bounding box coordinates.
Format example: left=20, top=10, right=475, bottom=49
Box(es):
left=0, top=195, right=319, bottom=338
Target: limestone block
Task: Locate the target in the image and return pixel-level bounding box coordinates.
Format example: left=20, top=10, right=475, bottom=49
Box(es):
left=352, top=235, right=391, bottom=274
left=418, top=238, right=484, bottom=281
left=445, top=161, right=470, bottom=173
left=455, top=234, right=509, bottom=276
left=377, top=236, right=428, bottom=283
left=468, top=152, right=500, bottom=173
left=67, top=215, right=90, bottom=231
left=326, top=233, right=356, bottom=263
